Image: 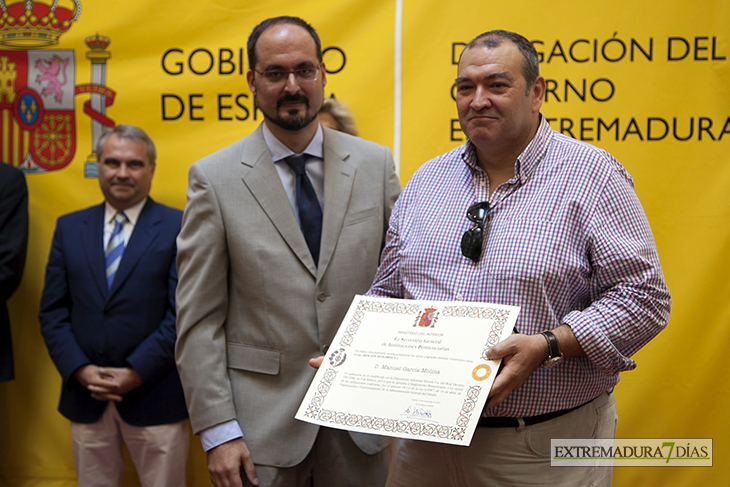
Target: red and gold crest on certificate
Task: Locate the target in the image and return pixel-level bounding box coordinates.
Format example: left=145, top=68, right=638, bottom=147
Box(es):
left=414, top=307, right=439, bottom=328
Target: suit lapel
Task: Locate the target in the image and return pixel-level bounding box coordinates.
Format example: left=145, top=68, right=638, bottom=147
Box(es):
left=107, top=199, right=160, bottom=299
left=319, top=131, right=356, bottom=279
left=240, top=127, right=317, bottom=276
left=81, top=204, right=108, bottom=298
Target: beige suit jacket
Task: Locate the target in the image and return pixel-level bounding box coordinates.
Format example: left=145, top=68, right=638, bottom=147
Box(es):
left=175, top=124, right=400, bottom=467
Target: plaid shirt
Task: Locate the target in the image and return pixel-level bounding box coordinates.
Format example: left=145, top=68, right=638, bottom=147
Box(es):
left=368, top=117, right=671, bottom=417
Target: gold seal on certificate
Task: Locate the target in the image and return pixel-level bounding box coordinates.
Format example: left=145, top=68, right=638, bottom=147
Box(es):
left=472, top=364, right=492, bottom=381
left=295, top=295, right=518, bottom=446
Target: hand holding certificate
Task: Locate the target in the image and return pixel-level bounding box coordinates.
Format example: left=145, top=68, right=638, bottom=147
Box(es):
left=295, top=295, right=518, bottom=446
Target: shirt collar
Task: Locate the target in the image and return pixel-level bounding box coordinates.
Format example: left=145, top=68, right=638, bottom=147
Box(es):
left=516, top=114, right=552, bottom=182
left=105, top=197, right=147, bottom=226
left=461, top=114, right=553, bottom=185
left=262, top=122, right=324, bottom=162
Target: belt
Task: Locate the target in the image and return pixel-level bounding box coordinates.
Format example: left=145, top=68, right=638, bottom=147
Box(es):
left=478, top=401, right=588, bottom=428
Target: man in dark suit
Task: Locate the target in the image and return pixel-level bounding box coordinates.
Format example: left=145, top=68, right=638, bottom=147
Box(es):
left=0, top=162, right=28, bottom=383
left=39, top=124, right=189, bottom=487
left=175, top=16, right=400, bottom=487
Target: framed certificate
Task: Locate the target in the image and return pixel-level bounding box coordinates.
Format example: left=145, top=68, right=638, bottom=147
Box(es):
left=296, top=295, right=518, bottom=446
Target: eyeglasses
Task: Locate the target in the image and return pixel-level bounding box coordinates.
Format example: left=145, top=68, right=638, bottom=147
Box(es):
left=460, top=202, right=490, bottom=262
left=255, top=65, right=321, bottom=85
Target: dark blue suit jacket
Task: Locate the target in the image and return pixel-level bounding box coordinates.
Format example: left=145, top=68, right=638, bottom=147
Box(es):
left=39, top=198, right=188, bottom=426
left=0, top=164, right=28, bottom=382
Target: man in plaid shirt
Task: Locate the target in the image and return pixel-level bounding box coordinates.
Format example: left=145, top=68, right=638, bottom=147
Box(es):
left=367, top=30, right=671, bottom=487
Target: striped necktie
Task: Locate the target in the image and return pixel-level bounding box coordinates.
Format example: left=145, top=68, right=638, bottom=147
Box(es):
left=105, top=212, right=128, bottom=289
left=284, top=155, right=323, bottom=266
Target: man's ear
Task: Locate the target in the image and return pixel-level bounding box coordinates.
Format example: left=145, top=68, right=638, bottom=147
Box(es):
left=531, top=75, right=546, bottom=112
left=246, top=69, right=256, bottom=96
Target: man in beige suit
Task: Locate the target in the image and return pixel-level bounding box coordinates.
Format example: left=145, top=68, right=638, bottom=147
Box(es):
left=175, top=16, right=400, bottom=487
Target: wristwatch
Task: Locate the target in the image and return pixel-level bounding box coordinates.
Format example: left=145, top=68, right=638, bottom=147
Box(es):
left=540, top=330, right=563, bottom=369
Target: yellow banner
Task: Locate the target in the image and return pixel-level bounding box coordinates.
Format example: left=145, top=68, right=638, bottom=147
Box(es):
left=0, top=1, right=727, bottom=485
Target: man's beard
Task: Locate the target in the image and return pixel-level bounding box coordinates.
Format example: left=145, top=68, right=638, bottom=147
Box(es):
left=261, top=93, right=318, bottom=131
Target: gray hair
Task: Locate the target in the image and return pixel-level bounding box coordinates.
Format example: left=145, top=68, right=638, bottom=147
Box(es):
left=96, top=124, right=157, bottom=165
left=463, top=30, right=540, bottom=95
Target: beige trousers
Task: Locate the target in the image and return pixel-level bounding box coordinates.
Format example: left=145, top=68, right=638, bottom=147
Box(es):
left=70, top=402, right=189, bottom=487
left=386, top=391, right=617, bottom=487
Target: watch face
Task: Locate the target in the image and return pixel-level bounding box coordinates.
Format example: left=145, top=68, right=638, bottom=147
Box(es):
left=541, top=356, right=563, bottom=369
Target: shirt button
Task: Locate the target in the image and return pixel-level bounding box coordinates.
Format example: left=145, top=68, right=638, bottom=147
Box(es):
left=317, top=293, right=327, bottom=302
left=455, top=294, right=464, bottom=301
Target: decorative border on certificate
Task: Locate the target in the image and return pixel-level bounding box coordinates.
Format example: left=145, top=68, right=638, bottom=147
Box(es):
left=302, top=300, right=514, bottom=442
left=441, top=305, right=509, bottom=359
left=339, top=300, right=420, bottom=347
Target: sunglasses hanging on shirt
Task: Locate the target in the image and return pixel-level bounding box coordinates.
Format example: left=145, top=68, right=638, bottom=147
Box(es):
left=461, top=201, right=491, bottom=262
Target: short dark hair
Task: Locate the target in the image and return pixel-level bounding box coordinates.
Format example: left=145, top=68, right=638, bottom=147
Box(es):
left=96, top=124, right=157, bottom=166
left=247, top=16, right=322, bottom=69
left=462, top=30, right=540, bottom=95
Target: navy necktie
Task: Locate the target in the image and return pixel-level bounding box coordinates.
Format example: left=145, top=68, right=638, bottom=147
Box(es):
left=284, top=155, right=322, bottom=266
left=105, top=211, right=128, bottom=288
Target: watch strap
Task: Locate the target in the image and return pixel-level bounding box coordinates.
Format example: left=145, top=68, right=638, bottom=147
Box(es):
left=541, top=331, right=562, bottom=361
